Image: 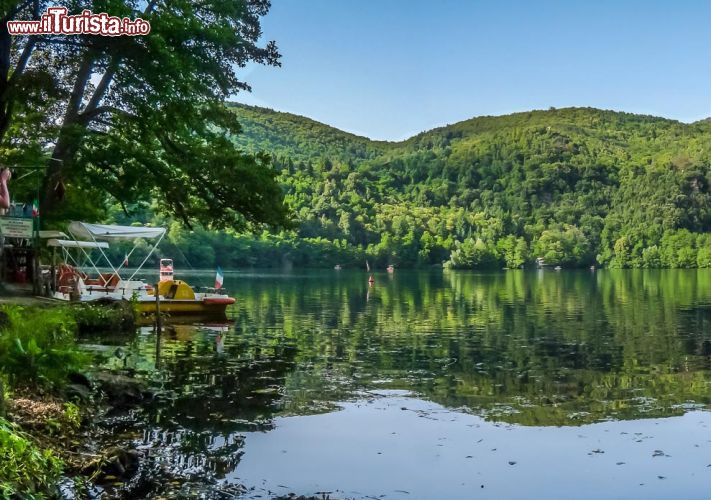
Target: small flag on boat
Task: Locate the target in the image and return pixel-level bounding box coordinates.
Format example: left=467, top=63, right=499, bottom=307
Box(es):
left=123, top=253, right=129, bottom=267
left=215, top=266, right=224, bottom=289
left=32, top=198, right=39, bottom=217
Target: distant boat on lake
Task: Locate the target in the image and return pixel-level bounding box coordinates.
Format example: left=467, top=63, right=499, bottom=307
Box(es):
left=387, top=264, right=394, bottom=273
left=334, top=264, right=342, bottom=270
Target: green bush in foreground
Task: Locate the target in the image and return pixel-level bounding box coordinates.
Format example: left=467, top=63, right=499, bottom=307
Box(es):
left=0, top=306, right=88, bottom=390
left=0, top=418, right=62, bottom=498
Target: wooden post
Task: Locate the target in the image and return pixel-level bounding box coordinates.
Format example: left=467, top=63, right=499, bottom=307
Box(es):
left=0, top=379, right=5, bottom=418
left=51, top=247, right=56, bottom=293
left=32, top=248, right=40, bottom=295
left=155, top=320, right=162, bottom=369
left=155, top=283, right=162, bottom=333
left=31, top=215, right=40, bottom=295
left=154, top=283, right=162, bottom=368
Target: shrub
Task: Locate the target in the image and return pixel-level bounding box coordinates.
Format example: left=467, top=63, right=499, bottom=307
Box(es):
left=71, top=302, right=135, bottom=333
left=0, top=306, right=88, bottom=390
left=0, top=418, right=62, bottom=498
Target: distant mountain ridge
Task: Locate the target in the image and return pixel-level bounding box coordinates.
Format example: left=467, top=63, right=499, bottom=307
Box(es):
left=229, top=102, right=703, bottom=147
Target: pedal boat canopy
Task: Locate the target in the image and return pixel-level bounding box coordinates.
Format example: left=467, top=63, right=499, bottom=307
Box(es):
left=67, top=222, right=166, bottom=283
left=46, top=239, right=109, bottom=249
left=67, top=222, right=166, bottom=241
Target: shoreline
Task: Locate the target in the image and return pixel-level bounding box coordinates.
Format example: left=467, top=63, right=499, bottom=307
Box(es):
left=0, top=301, right=271, bottom=498
left=0, top=302, right=141, bottom=497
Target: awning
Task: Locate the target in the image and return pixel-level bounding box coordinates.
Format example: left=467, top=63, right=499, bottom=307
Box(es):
left=68, top=222, right=166, bottom=241
left=39, top=230, right=68, bottom=239
left=47, top=239, right=109, bottom=249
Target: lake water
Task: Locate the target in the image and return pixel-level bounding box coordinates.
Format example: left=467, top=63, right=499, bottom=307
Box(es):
left=82, top=269, right=711, bottom=498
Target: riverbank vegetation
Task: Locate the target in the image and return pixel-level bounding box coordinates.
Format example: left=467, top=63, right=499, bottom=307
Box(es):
left=0, top=418, right=63, bottom=498
left=0, top=303, right=136, bottom=496
left=0, top=306, right=88, bottom=391
left=0, top=305, right=82, bottom=496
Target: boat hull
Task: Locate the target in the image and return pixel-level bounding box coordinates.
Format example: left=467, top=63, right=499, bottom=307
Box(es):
left=51, top=292, right=235, bottom=317
left=135, top=297, right=235, bottom=316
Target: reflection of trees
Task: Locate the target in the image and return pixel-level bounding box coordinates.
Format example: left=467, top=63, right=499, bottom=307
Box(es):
left=94, top=324, right=299, bottom=479
left=227, top=270, right=711, bottom=426
left=90, top=267, right=711, bottom=480
left=123, top=326, right=298, bottom=431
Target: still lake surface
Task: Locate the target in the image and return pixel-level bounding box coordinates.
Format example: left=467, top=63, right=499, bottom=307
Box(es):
left=82, top=269, right=711, bottom=498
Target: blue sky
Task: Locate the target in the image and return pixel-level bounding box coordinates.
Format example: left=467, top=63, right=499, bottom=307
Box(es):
left=234, top=0, right=711, bottom=141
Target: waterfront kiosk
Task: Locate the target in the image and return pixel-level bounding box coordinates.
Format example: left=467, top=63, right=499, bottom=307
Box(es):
left=0, top=203, right=41, bottom=293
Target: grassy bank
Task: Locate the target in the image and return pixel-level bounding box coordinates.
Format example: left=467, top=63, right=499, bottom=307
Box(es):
left=0, top=302, right=135, bottom=497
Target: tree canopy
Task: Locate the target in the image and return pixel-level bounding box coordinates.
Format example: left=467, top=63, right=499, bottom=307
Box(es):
left=0, top=0, right=288, bottom=230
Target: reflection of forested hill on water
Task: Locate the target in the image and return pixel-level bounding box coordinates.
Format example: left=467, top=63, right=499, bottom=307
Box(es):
left=94, top=270, right=711, bottom=435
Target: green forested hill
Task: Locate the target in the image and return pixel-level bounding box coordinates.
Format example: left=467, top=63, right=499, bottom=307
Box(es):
left=128, top=104, right=711, bottom=270
left=227, top=103, right=391, bottom=162
left=213, top=104, right=711, bottom=269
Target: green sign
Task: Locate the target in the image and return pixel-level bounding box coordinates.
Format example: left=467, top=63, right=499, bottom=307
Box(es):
left=0, top=217, right=34, bottom=238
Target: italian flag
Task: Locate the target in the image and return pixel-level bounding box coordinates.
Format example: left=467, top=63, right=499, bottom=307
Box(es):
left=215, top=266, right=224, bottom=289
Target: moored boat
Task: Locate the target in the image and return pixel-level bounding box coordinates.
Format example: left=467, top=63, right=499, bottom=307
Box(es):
left=48, top=221, right=235, bottom=317
left=135, top=278, right=235, bottom=315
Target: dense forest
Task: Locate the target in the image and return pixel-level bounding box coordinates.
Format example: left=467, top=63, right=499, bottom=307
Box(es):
left=114, top=105, right=711, bottom=269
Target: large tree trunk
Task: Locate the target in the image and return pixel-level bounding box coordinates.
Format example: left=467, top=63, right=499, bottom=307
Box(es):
left=0, top=18, right=13, bottom=146
left=0, top=2, right=38, bottom=145
left=41, top=55, right=95, bottom=214
left=41, top=128, right=81, bottom=213
left=0, top=37, right=34, bottom=142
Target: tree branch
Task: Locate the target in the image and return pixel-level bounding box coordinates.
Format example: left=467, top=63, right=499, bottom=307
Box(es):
left=143, top=0, right=160, bottom=16
left=2, top=37, right=36, bottom=101
left=82, top=60, right=120, bottom=117
left=79, top=104, right=128, bottom=122
left=36, top=38, right=89, bottom=48
left=1, top=0, right=33, bottom=24
left=64, top=54, right=94, bottom=121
